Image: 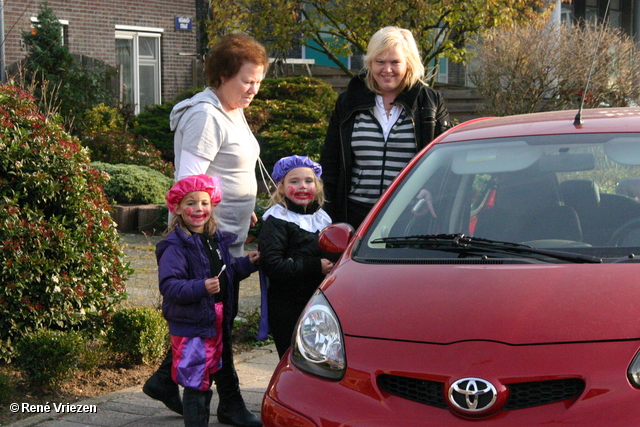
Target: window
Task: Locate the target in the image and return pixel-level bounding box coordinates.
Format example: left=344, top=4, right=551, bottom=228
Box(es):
left=560, top=3, right=573, bottom=29
left=585, top=0, right=599, bottom=24
left=608, top=0, right=621, bottom=29
left=115, top=27, right=162, bottom=113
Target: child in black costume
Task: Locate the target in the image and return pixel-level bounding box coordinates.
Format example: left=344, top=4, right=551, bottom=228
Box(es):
left=258, top=155, right=334, bottom=358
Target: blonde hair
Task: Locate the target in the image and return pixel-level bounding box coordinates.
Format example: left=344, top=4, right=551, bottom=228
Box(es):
left=363, top=26, right=425, bottom=94
left=269, top=173, right=325, bottom=210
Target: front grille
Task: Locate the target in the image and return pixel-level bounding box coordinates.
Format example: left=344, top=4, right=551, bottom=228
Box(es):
left=504, top=378, right=585, bottom=410
left=377, top=374, right=585, bottom=411
left=378, top=375, right=448, bottom=408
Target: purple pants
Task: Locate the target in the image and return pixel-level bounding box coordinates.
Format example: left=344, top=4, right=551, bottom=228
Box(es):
left=171, top=302, right=224, bottom=391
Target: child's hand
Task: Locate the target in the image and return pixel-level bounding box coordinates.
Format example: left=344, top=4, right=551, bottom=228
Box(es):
left=205, top=277, right=220, bottom=294
left=321, top=258, right=334, bottom=275
left=248, top=251, right=260, bottom=265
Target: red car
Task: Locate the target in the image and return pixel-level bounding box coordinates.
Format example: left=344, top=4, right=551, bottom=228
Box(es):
left=262, top=108, right=640, bottom=426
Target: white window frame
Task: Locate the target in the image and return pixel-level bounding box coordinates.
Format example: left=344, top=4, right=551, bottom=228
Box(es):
left=115, top=26, right=163, bottom=114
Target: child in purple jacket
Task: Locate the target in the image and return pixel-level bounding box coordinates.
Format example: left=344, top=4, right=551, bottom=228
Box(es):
left=158, top=174, right=259, bottom=427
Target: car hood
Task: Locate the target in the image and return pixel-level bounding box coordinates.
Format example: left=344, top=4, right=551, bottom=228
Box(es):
left=323, top=262, right=640, bottom=344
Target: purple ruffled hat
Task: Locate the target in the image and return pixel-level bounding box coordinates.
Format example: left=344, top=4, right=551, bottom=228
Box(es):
left=272, top=155, right=322, bottom=184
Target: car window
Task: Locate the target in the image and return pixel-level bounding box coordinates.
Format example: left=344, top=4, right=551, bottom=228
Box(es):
left=361, top=133, right=640, bottom=262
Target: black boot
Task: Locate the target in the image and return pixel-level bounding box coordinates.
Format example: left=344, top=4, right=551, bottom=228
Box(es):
left=213, top=355, right=261, bottom=426
left=143, top=349, right=183, bottom=415
left=215, top=280, right=260, bottom=426
left=216, top=402, right=261, bottom=427
left=214, top=324, right=261, bottom=426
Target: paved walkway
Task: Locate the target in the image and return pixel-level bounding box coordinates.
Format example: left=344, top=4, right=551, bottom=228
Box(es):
left=9, top=345, right=279, bottom=427
left=8, top=233, right=277, bottom=427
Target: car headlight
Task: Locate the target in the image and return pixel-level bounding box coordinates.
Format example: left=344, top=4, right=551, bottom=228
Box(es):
left=628, top=350, right=640, bottom=388
left=291, top=290, right=346, bottom=381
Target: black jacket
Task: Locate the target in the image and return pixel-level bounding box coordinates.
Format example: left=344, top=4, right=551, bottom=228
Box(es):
left=258, top=201, right=326, bottom=306
left=320, top=74, right=451, bottom=223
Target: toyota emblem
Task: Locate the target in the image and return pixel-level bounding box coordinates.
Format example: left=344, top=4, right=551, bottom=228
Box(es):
left=448, top=377, right=497, bottom=413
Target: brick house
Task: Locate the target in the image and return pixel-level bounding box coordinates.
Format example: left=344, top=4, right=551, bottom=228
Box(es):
left=2, top=0, right=206, bottom=113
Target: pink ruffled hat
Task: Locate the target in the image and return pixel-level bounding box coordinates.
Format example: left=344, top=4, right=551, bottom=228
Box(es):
left=166, top=174, right=223, bottom=214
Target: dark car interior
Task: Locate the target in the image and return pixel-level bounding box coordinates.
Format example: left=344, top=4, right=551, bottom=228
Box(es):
left=470, top=170, right=640, bottom=248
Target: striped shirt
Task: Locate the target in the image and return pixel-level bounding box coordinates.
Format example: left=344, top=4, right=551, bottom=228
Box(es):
left=348, top=109, right=416, bottom=205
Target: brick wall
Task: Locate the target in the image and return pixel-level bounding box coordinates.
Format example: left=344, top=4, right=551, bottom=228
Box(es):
left=3, top=0, right=199, bottom=102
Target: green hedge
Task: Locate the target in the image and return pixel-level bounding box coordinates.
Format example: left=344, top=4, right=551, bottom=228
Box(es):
left=15, top=330, right=84, bottom=388
left=248, top=76, right=336, bottom=173
left=106, top=307, right=169, bottom=366
left=93, top=162, right=174, bottom=205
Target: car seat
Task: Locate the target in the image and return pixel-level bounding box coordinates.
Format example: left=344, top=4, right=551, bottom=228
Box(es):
left=474, top=169, right=582, bottom=244
left=560, top=179, right=603, bottom=244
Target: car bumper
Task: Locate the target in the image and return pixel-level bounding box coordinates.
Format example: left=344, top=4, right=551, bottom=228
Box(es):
left=262, top=336, right=640, bottom=426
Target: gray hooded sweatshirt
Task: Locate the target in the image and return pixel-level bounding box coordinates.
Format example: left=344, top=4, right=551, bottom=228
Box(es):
left=170, top=87, right=260, bottom=256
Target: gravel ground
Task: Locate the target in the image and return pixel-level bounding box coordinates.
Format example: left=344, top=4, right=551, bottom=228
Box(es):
left=118, top=233, right=261, bottom=319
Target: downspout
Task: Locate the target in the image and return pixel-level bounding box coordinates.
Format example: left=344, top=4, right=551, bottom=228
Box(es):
left=0, top=0, right=5, bottom=83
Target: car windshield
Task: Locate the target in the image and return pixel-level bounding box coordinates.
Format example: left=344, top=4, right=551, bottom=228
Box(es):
left=359, top=133, right=640, bottom=263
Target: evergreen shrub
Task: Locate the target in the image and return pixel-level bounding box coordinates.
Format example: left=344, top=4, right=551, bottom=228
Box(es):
left=131, top=103, right=175, bottom=163
left=20, top=3, right=115, bottom=135
left=0, top=84, right=130, bottom=363
left=15, top=329, right=84, bottom=388
left=131, top=87, right=201, bottom=163
left=83, top=132, right=174, bottom=177
left=106, top=306, right=169, bottom=365
left=92, top=162, right=174, bottom=205
left=0, top=371, right=12, bottom=405
left=246, top=76, right=337, bottom=173
left=83, top=103, right=125, bottom=134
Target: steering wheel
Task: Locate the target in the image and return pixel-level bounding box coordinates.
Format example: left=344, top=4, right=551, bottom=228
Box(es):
left=608, top=217, right=640, bottom=246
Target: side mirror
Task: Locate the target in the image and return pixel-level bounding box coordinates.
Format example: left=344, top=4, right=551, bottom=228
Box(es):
left=318, top=223, right=354, bottom=253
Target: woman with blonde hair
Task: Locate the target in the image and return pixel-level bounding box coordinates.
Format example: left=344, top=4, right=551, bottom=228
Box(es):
left=320, top=26, right=451, bottom=229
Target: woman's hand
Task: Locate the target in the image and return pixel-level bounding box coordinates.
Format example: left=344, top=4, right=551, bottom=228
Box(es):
left=205, top=277, right=220, bottom=294
left=250, top=212, right=259, bottom=227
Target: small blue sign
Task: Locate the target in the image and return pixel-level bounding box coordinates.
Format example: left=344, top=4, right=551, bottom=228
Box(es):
left=175, top=16, right=193, bottom=31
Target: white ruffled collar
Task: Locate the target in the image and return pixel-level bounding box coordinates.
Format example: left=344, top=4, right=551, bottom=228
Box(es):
left=262, top=204, right=332, bottom=233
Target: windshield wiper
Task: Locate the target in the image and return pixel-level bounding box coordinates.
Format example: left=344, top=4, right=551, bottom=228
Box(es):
left=371, top=233, right=602, bottom=264
left=613, top=254, right=640, bottom=263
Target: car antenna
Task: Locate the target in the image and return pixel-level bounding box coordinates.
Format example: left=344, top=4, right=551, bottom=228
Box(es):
left=574, top=0, right=612, bottom=126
